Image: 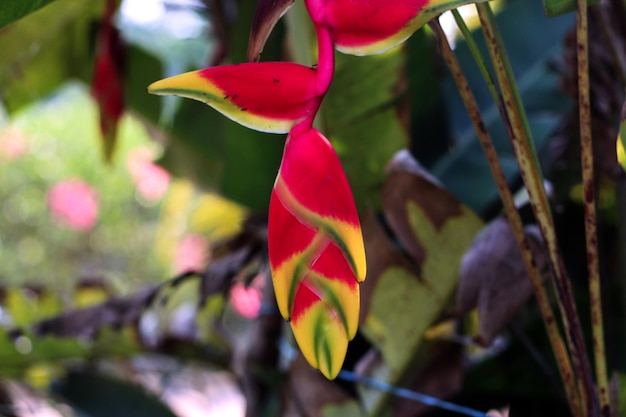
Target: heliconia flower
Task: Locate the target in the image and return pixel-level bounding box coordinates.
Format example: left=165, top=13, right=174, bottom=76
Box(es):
left=148, top=2, right=366, bottom=380
left=269, top=126, right=366, bottom=379
left=148, top=62, right=324, bottom=134
left=304, top=0, right=489, bottom=56
left=247, top=0, right=488, bottom=60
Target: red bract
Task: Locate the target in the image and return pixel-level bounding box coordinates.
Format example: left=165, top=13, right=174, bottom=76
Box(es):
left=308, top=0, right=489, bottom=55
left=148, top=62, right=323, bottom=133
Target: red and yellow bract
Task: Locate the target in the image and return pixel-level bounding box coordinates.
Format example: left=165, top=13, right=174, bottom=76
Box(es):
left=148, top=63, right=322, bottom=133
left=148, top=57, right=365, bottom=379
left=270, top=126, right=365, bottom=378
left=308, top=0, right=488, bottom=56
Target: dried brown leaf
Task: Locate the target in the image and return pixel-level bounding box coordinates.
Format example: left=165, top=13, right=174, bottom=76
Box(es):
left=457, top=217, right=547, bottom=346
left=32, top=287, right=158, bottom=339
left=357, top=150, right=481, bottom=416
left=382, top=150, right=467, bottom=267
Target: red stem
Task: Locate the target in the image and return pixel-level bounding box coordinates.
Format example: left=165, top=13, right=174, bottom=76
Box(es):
left=295, top=17, right=335, bottom=132
left=315, top=24, right=335, bottom=95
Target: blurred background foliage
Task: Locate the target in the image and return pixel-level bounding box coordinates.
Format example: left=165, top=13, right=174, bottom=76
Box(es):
left=1, top=85, right=165, bottom=288
left=1, top=0, right=626, bottom=416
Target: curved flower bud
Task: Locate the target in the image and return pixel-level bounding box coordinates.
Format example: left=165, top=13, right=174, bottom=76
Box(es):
left=306, top=0, right=489, bottom=56
left=92, top=0, right=125, bottom=162
left=269, top=127, right=366, bottom=379
left=148, top=63, right=323, bottom=133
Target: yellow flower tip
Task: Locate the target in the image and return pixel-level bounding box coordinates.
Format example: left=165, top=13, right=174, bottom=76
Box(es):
left=336, top=222, right=367, bottom=283
left=291, top=301, right=349, bottom=380
left=354, top=244, right=367, bottom=283
left=147, top=71, right=213, bottom=97
left=319, top=355, right=341, bottom=380
left=617, top=133, right=626, bottom=172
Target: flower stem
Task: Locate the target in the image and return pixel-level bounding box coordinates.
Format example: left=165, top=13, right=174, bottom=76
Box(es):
left=430, top=19, right=582, bottom=417
left=314, top=24, right=335, bottom=96
left=576, top=0, right=611, bottom=415
left=474, top=3, right=598, bottom=416
left=451, top=10, right=498, bottom=102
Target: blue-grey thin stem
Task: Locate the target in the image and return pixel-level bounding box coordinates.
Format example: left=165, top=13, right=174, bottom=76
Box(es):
left=337, top=370, right=488, bottom=417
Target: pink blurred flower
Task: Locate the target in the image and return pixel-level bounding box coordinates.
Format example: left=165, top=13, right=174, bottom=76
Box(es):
left=126, top=147, right=170, bottom=201
left=230, top=274, right=265, bottom=319
left=47, top=179, right=99, bottom=231
left=174, top=234, right=210, bottom=273
left=0, top=127, right=28, bottom=160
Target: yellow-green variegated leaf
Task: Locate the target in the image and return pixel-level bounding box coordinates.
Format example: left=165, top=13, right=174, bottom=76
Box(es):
left=355, top=151, right=482, bottom=414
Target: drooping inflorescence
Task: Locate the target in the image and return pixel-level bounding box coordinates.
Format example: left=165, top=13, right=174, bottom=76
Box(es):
left=149, top=0, right=485, bottom=379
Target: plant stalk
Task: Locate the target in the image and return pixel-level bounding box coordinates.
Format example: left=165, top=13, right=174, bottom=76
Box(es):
left=430, top=20, right=582, bottom=417
left=474, top=3, right=598, bottom=416
left=451, top=9, right=498, bottom=101
left=576, top=0, right=611, bottom=415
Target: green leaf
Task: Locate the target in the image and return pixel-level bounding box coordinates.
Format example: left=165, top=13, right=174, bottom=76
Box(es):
left=406, top=27, right=449, bottom=168
left=0, top=0, right=102, bottom=111
left=365, top=203, right=481, bottom=371
left=433, top=0, right=574, bottom=212
left=0, top=331, right=89, bottom=377
left=0, top=0, right=59, bottom=29
left=322, top=400, right=365, bottom=417
left=322, top=49, right=407, bottom=209
left=4, top=287, right=62, bottom=327
left=617, top=373, right=626, bottom=417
